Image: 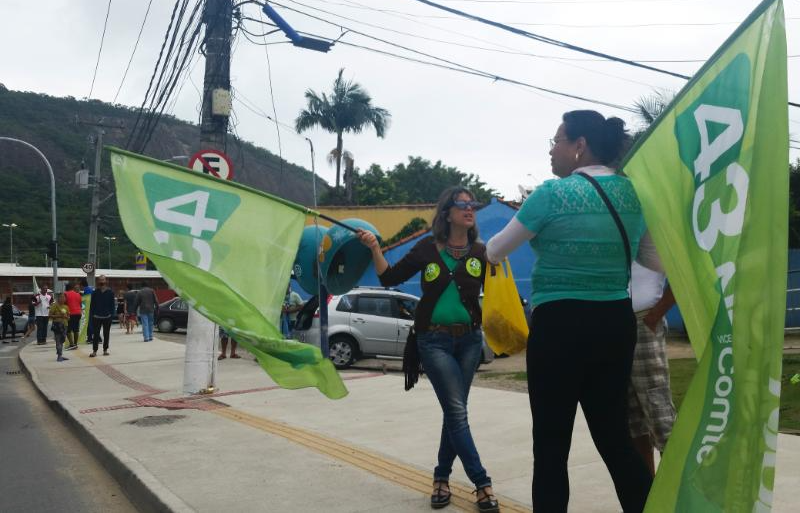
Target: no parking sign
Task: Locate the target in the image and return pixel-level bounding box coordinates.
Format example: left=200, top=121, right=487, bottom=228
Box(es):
left=188, top=149, right=234, bottom=181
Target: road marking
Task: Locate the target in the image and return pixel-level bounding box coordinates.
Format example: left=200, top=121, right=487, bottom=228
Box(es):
left=213, top=407, right=531, bottom=513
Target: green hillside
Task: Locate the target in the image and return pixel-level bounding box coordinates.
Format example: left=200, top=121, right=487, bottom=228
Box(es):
left=0, top=86, right=326, bottom=269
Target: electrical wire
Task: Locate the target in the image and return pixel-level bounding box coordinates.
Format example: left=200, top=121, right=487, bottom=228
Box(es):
left=258, top=9, right=285, bottom=180
left=113, top=0, right=153, bottom=104
left=283, top=0, right=658, bottom=87
left=88, top=0, right=113, bottom=99
left=262, top=2, right=639, bottom=113
left=410, top=0, right=691, bottom=79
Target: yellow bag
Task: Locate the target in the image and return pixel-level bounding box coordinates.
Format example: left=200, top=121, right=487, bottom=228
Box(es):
left=482, top=259, right=529, bottom=355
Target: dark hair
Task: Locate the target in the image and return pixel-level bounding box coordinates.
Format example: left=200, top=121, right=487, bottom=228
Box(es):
left=562, top=110, right=629, bottom=165
left=127, top=283, right=134, bottom=290
left=80, top=278, right=88, bottom=287
left=3, top=297, right=10, bottom=305
left=431, top=186, right=480, bottom=244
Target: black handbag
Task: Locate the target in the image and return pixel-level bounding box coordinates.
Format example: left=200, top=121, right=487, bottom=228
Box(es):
left=402, top=327, right=422, bottom=391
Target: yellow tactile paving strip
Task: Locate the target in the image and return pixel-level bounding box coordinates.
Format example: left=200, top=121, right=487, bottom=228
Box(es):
left=213, top=407, right=532, bottom=513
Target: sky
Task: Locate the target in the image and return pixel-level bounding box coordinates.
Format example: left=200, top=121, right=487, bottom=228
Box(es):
left=2, top=0, right=798, bottom=201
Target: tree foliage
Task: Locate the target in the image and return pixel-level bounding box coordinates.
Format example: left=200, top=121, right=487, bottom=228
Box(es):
left=295, top=69, right=390, bottom=203
left=320, top=156, right=497, bottom=206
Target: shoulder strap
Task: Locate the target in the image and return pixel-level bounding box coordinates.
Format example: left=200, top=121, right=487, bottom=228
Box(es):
left=575, top=172, right=632, bottom=274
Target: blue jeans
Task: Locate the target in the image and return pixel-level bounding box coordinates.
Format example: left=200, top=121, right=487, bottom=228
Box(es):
left=417, top=329, right=490, bottom=488
left=140, top=313, right=154, bottom=341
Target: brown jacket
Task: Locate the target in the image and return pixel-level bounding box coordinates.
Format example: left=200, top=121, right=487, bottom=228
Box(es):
left=378, top=236, right=486, bottom=333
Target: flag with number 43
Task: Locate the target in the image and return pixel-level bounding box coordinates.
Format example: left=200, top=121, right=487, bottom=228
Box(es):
left=109, top=147, right=347, bottom=399
left=621, top=0, right=788, bottom=510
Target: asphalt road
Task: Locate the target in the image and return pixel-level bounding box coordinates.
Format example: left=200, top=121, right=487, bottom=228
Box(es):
left=0, top=338, right=137, bottom=513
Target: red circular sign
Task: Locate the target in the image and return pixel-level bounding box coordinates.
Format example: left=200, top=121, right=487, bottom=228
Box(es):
left=188, top=149, right=234, bottom=181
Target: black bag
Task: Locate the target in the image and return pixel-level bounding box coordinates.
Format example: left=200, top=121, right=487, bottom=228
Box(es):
left=402, top=327, right=422, bottom=391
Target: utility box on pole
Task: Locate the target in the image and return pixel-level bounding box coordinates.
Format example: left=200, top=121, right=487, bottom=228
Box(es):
left=183, top=0, right=232, bottom=395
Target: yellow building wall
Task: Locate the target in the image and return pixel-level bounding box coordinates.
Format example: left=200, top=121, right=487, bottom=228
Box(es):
left=305, top=205, right=437, bottom=239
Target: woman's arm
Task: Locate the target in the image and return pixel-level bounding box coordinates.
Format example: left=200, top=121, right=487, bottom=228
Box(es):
left=486, top=217, right=536, bottom=264
left=357, top=229, right=389, bottom=275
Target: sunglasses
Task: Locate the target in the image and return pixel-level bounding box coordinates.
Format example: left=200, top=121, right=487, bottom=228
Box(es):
left=451, top=200, right=481, bottom=210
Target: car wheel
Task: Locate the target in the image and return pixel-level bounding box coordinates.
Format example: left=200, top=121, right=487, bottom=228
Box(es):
left=157, top=317, right=175, bottom=333
left=328, top=335, right=357, bottom=369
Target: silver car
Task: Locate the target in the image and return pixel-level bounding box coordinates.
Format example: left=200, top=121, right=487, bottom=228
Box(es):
left=292, top=287, right=495, bottom=369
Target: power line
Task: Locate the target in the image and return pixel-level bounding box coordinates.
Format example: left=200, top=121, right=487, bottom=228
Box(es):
left=88, top=0, right=113, bottom=99
left=283, top=0, right=658, bottom=87
left=258, top=9, right=285, bottom=180
left=262, top=1, right=638, bottom=112
left=113, top=0, right=154, bottom=104
left=411, top=0, right=691, bottom=79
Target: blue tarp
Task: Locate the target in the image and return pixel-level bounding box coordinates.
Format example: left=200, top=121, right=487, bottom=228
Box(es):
left=357, top=198, right=536, bottom=300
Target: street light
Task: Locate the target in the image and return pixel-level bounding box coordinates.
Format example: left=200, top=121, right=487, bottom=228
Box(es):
left=0, top=138, right=58, bottom=291
left=2, top=223, right=18, bottom=263
left=103, top=236, right=117, bottom=269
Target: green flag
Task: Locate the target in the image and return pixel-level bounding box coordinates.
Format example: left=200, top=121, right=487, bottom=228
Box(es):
left=621, top=1, right=787, bottom=510
left=108, top=147, right=347, bottom=399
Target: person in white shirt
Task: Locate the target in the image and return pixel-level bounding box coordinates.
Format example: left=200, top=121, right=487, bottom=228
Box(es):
left=32, top=288, right=54, bottom=345
left=628, top=262, right=676, bottom=477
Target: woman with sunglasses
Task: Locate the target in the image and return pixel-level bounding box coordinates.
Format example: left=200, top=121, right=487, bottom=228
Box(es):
left=358, top=186, right=499, bottom=513
left=486, top=110, right=662, bottom=512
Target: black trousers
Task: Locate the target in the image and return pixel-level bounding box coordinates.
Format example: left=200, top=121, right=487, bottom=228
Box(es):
left=2, top=320, right=15, bottom=339
left=35, top=316, right=49, bottom=344
left=92, top=316, right=113, bottom=352
left=527, top=299, right=652, bottom=513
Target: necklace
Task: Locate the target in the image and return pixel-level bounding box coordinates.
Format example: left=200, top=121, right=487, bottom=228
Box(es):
left=445, top=242, right=470, bottom=259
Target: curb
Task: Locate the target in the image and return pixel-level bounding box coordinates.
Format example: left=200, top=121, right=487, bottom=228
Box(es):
left=18, top=344, right=194, bottom=513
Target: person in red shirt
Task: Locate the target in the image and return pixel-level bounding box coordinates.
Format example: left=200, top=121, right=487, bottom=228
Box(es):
left=63, top=282, right=83, bottom=351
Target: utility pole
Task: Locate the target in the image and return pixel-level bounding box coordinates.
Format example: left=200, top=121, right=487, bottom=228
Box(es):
left=77, top=117, right=124, bottom=286
left=87, top=129, right=103, bottom=285
left=183, top=0, right=232, bottom=395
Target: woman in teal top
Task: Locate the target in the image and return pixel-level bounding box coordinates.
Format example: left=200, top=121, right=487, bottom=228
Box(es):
left=487, top=110, right=660, bottom=513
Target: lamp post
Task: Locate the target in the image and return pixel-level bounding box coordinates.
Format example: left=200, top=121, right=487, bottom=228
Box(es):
left=103, top=236, right=117, bottom=269
left=0, top=138, right=58, bottom=291
left=2, top=223, right=18, bottom=263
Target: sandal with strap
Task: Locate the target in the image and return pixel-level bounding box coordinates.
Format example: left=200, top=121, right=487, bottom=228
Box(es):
left=431, top=479, right=451, bottom=509
left=474, top=485, right=499, bottom=513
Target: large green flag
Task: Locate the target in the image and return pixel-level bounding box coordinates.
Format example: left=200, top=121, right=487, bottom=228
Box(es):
left=621, top=1, right=787, bottom=510
left=108, top=147, right=347, bottom=399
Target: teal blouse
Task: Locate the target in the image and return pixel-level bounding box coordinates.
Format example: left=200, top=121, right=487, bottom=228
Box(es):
left=516, top=173, right=645, bottom=306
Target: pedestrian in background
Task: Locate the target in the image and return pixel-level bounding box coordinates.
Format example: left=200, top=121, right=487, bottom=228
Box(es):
left=135, top=282, right=158, bottom=342
left=24, top=297, right=36, bottom=339
left=281, top=284, right=304, bottom=337
left=63, top=282, right=82, bottom=351
left=32, top=287, right=53, bottom=345
left=486, top=110, right=659, bottom=512
left=49, top=292, right=70, bottom=362
left=358, top=186, right=499, bottom=513
left=89, top=275, right=115, bottom=357
left=628, top=262, right=677, bottom=476
left=1, top=297, right=15, bottom=342
left=123, top=283, right=138, bottom=334
left=81, top=278, right=94, bottom=344
left=116, top=294, right=126, bottom=327
left=217, top=327, right=240, bottom=360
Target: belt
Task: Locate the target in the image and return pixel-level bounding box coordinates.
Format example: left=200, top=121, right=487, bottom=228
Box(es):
left=427, top=324, right=472, bottom=337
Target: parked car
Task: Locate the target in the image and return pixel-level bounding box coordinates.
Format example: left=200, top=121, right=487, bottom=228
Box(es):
left=12, top=306, right=28, bottom=334
left=155, top=297, right=188, bottom=333
left=292, top=287, right=495, bottom=369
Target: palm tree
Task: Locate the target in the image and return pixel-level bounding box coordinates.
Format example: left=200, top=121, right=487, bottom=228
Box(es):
left=295, top=68, right=391, bottom=203
left=633, top=90, right=675, bottom=128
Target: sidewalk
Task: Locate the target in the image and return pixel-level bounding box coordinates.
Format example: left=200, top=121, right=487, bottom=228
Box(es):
left=20, top=330, right=800, bottom=513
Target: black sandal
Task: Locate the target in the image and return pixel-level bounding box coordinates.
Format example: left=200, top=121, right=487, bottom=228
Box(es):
left=431, top=479, right=451, bottom=509
left=474, top=485, right=499, bottom=513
